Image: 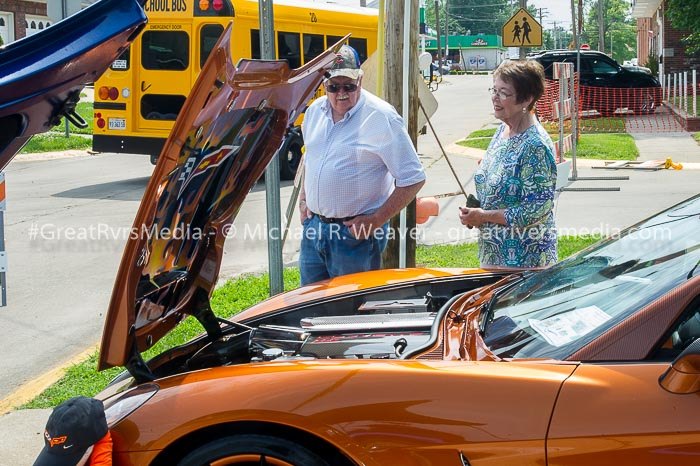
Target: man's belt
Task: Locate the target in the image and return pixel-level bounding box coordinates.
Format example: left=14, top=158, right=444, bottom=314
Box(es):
left=314, top=213, right=356, bottom=224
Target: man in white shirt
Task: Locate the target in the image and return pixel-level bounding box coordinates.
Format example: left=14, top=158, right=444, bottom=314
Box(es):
left=298, top=45, right=426, bottom=285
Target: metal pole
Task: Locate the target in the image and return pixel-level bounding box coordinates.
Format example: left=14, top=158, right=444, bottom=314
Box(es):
left=260, top=0, right=283, bottom=296
left=0, top=173, right=6, bottom=306
left=399, top=1, right=412, bottom=269
left=519, top=0, right=527, bottom=59
left=571, top=0, right=579, bottom=179
left=693, top=70, right=697, bottom=117
left=62, top=0, right=70, bottom=139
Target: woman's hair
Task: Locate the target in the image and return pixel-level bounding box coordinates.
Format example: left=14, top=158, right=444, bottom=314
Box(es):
left=493, top=59, right=546, bottom=111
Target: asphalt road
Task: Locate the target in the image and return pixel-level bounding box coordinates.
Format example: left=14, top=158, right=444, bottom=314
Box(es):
left=1, top=73, right=699, bottom=406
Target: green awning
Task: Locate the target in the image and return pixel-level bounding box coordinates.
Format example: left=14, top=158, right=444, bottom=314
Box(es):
left=424, top=34, right=503, bottom=50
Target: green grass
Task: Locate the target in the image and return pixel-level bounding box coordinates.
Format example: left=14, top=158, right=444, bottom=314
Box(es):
left=48, top=101, right=93, bottom=135
left=416, top=235, right=600, bottom=268
left=19, top=134, right=92, bottom=154
left=693, top=132, right=700, bottom=145
left=457, top=125, right=638, bottom=160
left=456, top=137, right=492, bottom=150
left=25, top=237, right=601, bottom=409
left=542, top=117, right=626, bottom=133
left=572, top=133, right=638, bottom=160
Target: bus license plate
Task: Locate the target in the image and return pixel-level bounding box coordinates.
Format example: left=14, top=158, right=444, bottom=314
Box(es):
left=108, top=118, right=126, bottom=130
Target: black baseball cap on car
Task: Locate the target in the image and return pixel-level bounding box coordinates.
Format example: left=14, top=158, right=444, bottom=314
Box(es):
left=33, top=396, right=108, bottom=466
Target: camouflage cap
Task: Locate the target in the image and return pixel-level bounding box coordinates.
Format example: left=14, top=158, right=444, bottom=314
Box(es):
left=327, top=44, right=362, bottom=80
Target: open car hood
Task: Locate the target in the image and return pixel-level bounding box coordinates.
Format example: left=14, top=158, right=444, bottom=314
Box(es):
left=99, top=25, right=343, bottom=371
left=0, top=0, right=147, bottom=168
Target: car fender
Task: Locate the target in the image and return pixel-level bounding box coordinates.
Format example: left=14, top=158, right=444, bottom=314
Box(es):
left=110, top=359, right=576, bottom=465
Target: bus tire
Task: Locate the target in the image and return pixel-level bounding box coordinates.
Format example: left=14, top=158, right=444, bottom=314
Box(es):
left=150, top=152, right=158, bottom=165
left=279, top=131, right=304, bottom=181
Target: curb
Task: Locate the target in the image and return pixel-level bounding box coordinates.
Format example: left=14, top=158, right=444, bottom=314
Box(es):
left=16, top=149, right=95, bottom=162
left=0, top=345, right=98, bottom=415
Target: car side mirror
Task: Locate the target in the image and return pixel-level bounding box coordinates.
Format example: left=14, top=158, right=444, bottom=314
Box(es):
left=659, top=338, right=700, bottom=394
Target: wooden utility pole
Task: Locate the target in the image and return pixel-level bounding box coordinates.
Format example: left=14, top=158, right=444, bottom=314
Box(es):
left=434, top=0, right=442, bottom=65
left=383, top=0, right=419, bottom=268
left=598, top=0, right=605, bottom=52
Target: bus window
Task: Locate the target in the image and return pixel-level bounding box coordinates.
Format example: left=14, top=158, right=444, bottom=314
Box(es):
left=277, top=32, right=301, bottom=69
left=142, top=31, right=189, bottom=71
left=327, top=35, right=343, bottom=48
left=110, top=47, right=130, bottom=71
left=303, top=34, right=324, bottom=63
left=250, top=30, right=261, bottom=59
left=349, top=37, right=368, bottom=63
left=200, top=24, right=224, bottom=68
left=141, top=94, right=186, bottom=121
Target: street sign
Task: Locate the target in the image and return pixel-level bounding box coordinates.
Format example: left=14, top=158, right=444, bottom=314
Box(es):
left=502, top=8, right=542, bottom=47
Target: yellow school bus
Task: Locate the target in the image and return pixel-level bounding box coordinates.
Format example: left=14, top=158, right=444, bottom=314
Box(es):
left=92, top=0, right=378, bottom=179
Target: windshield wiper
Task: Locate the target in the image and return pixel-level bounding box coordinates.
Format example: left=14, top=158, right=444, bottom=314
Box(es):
left=480, top=273, right=532, bottom=334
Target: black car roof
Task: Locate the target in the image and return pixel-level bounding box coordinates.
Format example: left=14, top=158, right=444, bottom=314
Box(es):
left=529, top=50, right=611, bottom=59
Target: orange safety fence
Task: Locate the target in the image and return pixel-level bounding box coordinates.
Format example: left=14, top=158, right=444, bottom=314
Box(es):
left=537, top=78, right=686, bottom=133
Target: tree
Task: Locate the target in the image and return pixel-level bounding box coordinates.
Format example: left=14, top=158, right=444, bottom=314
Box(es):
left=582, top=0, right=635, bottom=62
left=666, top=0, right=700, bottom=55
left=426, top=0, right=511, bottom=37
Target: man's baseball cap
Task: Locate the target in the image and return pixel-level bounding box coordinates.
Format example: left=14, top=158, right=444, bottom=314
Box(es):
left=34, top=396, right=108, bottom=466
left=327, top=44, right=362, bottom=80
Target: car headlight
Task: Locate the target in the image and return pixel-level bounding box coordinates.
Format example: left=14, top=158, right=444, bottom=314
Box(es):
left=103, top=382, right=158, bottom=428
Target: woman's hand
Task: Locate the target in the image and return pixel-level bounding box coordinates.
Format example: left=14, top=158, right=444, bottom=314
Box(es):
left=459, top=207, right=488, bottom=228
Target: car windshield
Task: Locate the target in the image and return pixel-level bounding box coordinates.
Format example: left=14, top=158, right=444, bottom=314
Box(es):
left=483, top=196, right=700, bottom=360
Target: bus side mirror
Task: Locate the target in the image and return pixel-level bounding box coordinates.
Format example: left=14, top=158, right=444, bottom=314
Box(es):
left=659, top=338, right=700, bottom=394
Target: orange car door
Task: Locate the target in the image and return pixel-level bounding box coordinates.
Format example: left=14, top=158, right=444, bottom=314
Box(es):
left=547, top=363, right=700, bottom=465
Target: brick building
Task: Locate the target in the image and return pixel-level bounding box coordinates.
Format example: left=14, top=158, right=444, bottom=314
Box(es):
left=0, top=0, right=95, bottom=45
left=632, top=0, right=698, bottom=76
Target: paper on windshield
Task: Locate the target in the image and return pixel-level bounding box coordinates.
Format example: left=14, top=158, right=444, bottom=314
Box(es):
left=529, top=306, right=612, bottom=347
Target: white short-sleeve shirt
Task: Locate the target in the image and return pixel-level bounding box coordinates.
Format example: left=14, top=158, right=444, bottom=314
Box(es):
left=302, top=90, right=425, bottom=219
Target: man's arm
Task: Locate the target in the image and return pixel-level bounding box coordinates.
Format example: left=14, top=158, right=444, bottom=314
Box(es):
left=344, top=180, right=425, bottom=239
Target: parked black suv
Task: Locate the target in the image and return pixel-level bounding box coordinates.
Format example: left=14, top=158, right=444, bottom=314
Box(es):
left=529, top=50, right=661, bottom=115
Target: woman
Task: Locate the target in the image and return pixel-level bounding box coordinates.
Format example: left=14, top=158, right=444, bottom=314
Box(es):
left=459, top=59, right=557, bottom=269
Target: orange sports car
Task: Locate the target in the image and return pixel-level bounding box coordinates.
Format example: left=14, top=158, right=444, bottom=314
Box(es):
left=24, top=23, right=694, bottom=466
left=3, top=4, right=698, bottom=465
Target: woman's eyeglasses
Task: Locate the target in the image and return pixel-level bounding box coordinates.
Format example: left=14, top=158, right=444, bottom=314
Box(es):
left=326, top=83, right=359, bottom=93
left=488, top=87, right=514, bottom=100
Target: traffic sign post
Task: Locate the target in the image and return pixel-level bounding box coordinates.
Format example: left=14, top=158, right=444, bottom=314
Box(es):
left=0, top=172, right=6, bottom=306
left=502, top=8, right=542, bottom=48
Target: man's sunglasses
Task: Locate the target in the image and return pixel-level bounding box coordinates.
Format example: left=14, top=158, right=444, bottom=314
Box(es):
left=325, top=83, right=358, bottom=93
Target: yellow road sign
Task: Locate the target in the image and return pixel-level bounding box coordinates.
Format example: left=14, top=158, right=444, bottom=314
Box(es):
left=502, top=8, right=542, bottom=47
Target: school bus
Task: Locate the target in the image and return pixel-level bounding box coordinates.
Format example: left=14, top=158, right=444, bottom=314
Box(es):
left=92, top=0, right=378, bottom=179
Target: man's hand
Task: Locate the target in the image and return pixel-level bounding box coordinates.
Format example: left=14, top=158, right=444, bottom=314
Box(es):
left=343, top=214, right=380, bottom=240
left=299, top=198, right=312, bottom=224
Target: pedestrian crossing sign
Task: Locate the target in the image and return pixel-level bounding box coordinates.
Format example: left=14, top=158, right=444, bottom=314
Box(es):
left=502, top=8, right=542, bottom=47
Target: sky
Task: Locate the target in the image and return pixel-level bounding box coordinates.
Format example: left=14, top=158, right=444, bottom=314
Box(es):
left=528, top=1, right=576, bottom=29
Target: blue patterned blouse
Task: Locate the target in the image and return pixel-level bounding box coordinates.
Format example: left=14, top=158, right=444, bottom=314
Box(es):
left=473, top=122, right=558, bottom=268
